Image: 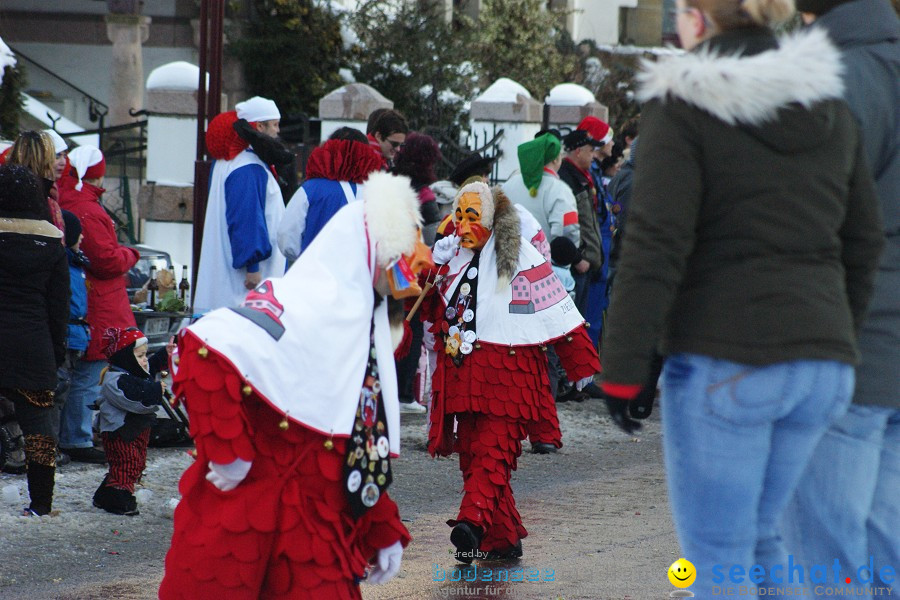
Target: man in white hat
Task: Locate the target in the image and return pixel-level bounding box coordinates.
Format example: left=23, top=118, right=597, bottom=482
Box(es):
left=194, top=96, right=287, bottom=313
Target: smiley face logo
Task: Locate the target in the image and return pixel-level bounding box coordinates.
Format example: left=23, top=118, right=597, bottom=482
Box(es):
left=668, top=558, right=696, bottom=588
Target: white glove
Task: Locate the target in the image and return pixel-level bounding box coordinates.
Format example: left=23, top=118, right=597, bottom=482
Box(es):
left=205, top=458, right=252, bottom=491
left=367, top=540, right=403, bottom=585
left=432, top=235, right=461, bottom=265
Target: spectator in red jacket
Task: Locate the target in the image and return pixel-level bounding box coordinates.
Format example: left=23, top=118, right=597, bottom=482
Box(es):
left=57, top=146, right=139, bottom=464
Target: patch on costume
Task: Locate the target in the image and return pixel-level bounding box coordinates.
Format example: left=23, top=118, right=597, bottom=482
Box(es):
left=230, top=280, right=285, bottom=340
left=509, top=262, right=568, bottom=314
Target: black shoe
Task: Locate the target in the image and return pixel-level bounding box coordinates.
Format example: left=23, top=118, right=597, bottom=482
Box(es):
left=483, top=541, right=523, bottom=561
left=93, top=479, right=139, bottom=516
left=555, top=386, right=578, bottom=403
left=582, top=382, right=604, bottom=399
left=450, top=522, right=483, bottom=565
left=64, top=446, right=107, bottom=464
left=531, top=442, right=557, bottom=454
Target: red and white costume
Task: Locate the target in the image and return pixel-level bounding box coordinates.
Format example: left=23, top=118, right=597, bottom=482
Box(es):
left=160, top=172, right=425, bottom=599
left=424, top=184, right=599, bottom=555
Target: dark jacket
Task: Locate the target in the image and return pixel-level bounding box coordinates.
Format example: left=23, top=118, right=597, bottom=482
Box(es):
left=814, top=0, right=899, bottom=408
left=606, top=136, right=638, bottom=273
left=66, top=249, right=90, bottom=352
left=602, top=27, right=884, bottom=385
left=0, top=219, right=70, bottom=390
left=558, top=159, right=603, bottom=271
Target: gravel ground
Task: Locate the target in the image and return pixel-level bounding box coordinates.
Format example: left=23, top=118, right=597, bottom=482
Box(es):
left=0, top=399, right=679, bottom=600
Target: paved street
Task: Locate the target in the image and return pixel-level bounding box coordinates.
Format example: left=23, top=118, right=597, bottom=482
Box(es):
left=1, top=400, right=679, bottom=600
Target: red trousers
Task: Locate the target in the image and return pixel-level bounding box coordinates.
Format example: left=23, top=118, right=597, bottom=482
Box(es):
left=101, top=429, right=150, bottom=493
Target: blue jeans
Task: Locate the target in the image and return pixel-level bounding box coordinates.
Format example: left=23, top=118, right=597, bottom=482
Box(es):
left=783, top=404, right=900, bottom=592
left=660, top=353, right=853, bottom=598
left=58, top=358, right=105, bottom=449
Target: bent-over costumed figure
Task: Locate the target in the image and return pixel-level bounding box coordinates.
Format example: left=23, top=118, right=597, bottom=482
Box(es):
left=160, top=172, right=433, bottom=599
left=424, top=182, right=599, bottom=561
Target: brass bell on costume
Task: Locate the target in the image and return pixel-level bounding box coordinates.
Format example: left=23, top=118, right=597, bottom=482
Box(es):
left=324, top=439, right=334, bottom=451
left=198, top=347, right=209, bottom=358
left=279, top=418, right=289, bottom=431
left=242, top=385, right=252, bottom=396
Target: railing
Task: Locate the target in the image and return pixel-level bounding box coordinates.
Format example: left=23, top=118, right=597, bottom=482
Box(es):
left=8, top=44, right=108, bottom=133
left=423, top=125, right=505, bottom=185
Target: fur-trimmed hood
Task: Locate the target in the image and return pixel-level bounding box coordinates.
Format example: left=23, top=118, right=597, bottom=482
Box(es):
left=637, top=27, right=845, bottom=128
left=490, top=186, right=521, bottom=287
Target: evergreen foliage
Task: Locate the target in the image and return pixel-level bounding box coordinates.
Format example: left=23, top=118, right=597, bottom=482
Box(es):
left=228, top=0, right=346, bottom=117
left=471, top=0, right=579, bottom=100
left=349, top=0, right=476, bottom=132
left=0, top=63, right=26, bottom=139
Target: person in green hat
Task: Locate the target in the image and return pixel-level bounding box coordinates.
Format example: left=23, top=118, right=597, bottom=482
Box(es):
left=502, top=133, right=582, bottom=259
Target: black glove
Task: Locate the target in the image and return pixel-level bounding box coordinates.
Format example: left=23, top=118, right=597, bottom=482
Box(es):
left=603, top=391, right=643, bottom=435
left=232, top=118, right=294, bottom=167
left=629, top=353, right=664, bottom=420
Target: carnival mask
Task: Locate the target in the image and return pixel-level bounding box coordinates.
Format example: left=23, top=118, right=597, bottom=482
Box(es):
left=455, top=192, right=491, bottom=250
left=385, top=232, right=434, bottom=299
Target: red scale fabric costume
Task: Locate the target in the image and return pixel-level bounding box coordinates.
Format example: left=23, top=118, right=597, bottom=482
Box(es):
left=160, top=333, right=410, bottom=600
left=159, top=172, right=432, bottom=599
left=423, top=182, right=599, bottom=558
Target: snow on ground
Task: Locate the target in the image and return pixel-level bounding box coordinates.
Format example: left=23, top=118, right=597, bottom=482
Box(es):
left=0, top=447, right=193, bottom=529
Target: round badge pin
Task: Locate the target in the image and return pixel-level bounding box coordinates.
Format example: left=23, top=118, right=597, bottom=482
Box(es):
left=460, top=342, right=473, bottom=355
left=377, top=474, right=386, bottom=486
left=372, top=381, right=381, bottom=394
left=361, top=483, right=380, bottom=507
left=463, top=330, right=477, bottom=344
left=355, top=447, right=364, bottom=460
left=467, top=267, right=478, bottom=279
left=377, top=436, right=389, bottom=458
left=382, top=459, right=390, bottom=473
left=462, top=309, right=474, bottom=323
left=347, top=470, right=362, bottom=493
left=459, top=283, right=471, bottom=296
left=448, top=325, right=460, bottom=337
left=445, top=306, right=457, bottom=320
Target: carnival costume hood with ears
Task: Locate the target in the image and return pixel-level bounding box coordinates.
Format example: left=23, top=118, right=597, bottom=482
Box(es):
left=441, top=182, right=586, bottom=346
left=184, top=172, right=428, bottom=457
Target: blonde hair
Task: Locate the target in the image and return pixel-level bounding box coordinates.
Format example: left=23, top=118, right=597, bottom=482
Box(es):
left=8, top=130, right=56, bottom=181
left=688, top=0, right=795, bottom=30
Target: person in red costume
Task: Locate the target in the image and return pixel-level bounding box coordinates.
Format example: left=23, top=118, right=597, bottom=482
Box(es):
left=159, top=171, right=433, bottom=600
left=423, top=181, right=600, bottom=562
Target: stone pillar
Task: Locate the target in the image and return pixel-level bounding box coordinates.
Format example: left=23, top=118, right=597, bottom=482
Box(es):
left=138, top=61, right=212, bottom=272
left=106, top=13, right=151, bottom=126
left=318, top=83, right=393, bottom=142
left=470, top=78, right=543, bottom=183
left=545, top=83, right=609, bottom=132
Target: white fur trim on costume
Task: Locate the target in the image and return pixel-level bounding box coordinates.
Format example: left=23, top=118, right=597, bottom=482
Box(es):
left=637, top=28, right=844, bottom=126
left=452, top=182, right=495, bottom=230
left=362, top=171, right=422, bottom=268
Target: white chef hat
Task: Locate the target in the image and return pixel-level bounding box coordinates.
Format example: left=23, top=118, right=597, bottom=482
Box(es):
left=235, top=96, right=281, bottom=123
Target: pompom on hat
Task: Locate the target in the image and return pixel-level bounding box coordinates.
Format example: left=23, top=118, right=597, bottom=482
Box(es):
left=235, top=96, right=281, bottom=123
left=517, top=133, right=561, bottom=197
left=68, top=146, right=105, bottom=191
left=205, top=111, right=248, bottom=160
left=102, top=327, right=147, bottom=360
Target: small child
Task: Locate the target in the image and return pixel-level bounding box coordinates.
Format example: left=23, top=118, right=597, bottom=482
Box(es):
left=92, top=327, right=170, bottom=516
left=54, top=210, right=90, bottom=465
left=550, top=236, right=579, bottom=300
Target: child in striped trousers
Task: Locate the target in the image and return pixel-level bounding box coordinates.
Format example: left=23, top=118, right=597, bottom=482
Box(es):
left=92, top=327, right=171, bottom=516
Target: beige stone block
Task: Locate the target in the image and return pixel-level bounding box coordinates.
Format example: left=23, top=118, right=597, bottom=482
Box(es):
left=470, top=95, right=543, bottom=123
left=318, top=84, right=393, bottom=121
left=138, top=183, right=194, bottom=223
